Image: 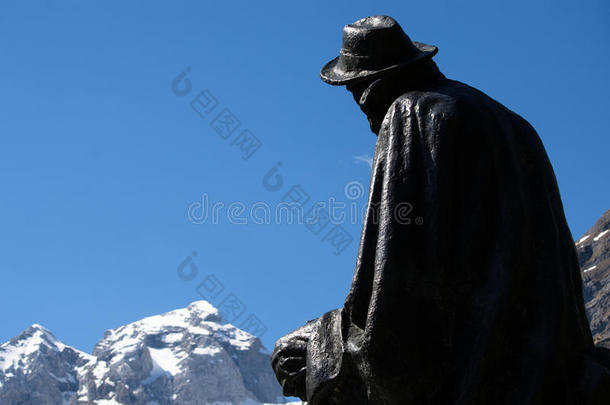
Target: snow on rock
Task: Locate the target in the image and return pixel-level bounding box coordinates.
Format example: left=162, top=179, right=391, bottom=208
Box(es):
left=593, top=229, right=609, bottom=242
left=0, top=324, right=65, bottom=371
left=73, top=301, right=282, bottom=404
left=583, top=265, right=597, bottom=273
left=577, top=234, right=591, bottom=245
left=0, top=325, right=93, bottom=405
left=578, top=209, right=610, bottom=349
left=0, top=301, right=286, bottom=404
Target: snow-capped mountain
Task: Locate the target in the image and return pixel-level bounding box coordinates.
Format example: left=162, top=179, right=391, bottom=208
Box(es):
left=578, top=209, right=610, bottom=348
left=0, top=301, right=288, bottom=405
left=0, top=324, right=93, bottom=404
left=73, top=301, right=283, bottom=404
left=3, top=209, right=608, bottom=405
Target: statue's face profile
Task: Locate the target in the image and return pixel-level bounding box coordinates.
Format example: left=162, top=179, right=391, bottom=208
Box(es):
left=346, top=79, right=374, bottom=105
left=346, top=77, right=386, bottom=134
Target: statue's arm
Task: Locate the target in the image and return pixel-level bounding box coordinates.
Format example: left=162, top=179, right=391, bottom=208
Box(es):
left=271, top=318, right=317, bottom=400
left=272, top=308, right=363, bottom=404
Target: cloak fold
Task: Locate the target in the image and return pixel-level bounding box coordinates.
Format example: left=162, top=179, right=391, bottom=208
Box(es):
left=305, top=78, right=609, bottom=405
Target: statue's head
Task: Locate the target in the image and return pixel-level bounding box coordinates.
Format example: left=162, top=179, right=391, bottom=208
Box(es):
left=345, top=77, right=390, bottom=134
left=320, top=16, right=438, bottom=134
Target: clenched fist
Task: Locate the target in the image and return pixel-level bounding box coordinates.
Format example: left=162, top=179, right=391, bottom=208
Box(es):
left=271, top=320, right=316, bottom=400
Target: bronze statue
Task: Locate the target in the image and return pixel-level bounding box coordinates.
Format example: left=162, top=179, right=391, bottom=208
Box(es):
left=272, top=16, right=610, bottom=404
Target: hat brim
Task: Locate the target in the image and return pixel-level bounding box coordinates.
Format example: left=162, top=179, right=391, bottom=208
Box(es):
left=320, top=42, right=438, bottom=86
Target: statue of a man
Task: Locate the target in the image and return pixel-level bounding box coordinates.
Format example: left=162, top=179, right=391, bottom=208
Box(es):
left=272, top=16, right=610, bottom=405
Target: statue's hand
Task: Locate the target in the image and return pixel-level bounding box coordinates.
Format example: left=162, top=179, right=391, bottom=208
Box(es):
left=271, top=320, right=316, bottom=400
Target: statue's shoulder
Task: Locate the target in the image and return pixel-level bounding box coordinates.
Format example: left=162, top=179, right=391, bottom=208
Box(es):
left=388, top=81, right=462, bottom=122
left=392, top=79, right=486, bottom=112
left=390, top=78, right=534, bottom=133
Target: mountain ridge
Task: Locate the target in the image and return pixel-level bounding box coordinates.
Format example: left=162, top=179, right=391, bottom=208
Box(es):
left=0, top=301, right=287, bottom=405
left=577, top=209, right=610, bottom=348
left=1, top=209, right=608, bottom=404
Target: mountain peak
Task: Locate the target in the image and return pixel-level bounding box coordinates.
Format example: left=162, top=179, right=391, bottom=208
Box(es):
left=0, top=324, right=67, bottom=371
left=0, top=323, right=93, bottom=405
left=17, top=323, right=57, bottom=340
left=187, top=299, right=222, bottom=320
left=95, top=300, right=223, bottom=356
left=0, top=303, right=286, bottom=404
left=577, top=209, right=610, bottom=248
left=81, top=301, right=283, bottom=404
left=19, top=324, right=60, bottom=344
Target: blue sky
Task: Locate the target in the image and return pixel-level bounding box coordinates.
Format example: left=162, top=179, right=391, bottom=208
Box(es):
left=1, top=0, right=608, bottom=354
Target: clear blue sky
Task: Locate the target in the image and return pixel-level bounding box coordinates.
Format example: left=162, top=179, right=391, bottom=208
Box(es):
left=1, top=0, right=608, bottom=353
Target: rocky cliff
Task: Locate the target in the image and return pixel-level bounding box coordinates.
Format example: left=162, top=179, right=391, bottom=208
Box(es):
left=0, top=301, right=287, bottom=405
left=577, top=209, right=610, bottom=348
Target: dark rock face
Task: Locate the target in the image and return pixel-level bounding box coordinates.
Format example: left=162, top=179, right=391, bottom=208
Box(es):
left=578, top=210, right=610, bottom=349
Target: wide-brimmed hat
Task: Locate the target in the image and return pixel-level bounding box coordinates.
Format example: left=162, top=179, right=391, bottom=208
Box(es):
left=320, top=16, right=438, bottom=86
